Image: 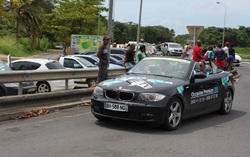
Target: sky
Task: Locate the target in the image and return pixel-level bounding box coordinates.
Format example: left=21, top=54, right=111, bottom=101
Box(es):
left=103, top=0, right=250, bottom=36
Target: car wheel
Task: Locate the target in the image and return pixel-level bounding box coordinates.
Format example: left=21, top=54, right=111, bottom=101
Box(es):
left=163, top=98, right=182, bottom=131
left=37, top=82, right=51, bottom=93
left=87, top=79, right=97, bottom=87
left=0, top=88, right=5, bottom=97
left=94, top=114, right=112, bottom=121
left=220, top=89, right=233, bottom=115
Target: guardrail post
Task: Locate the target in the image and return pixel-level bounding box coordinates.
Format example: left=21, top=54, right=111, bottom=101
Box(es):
left=65, top=79, right=69, bottom=90
left=18, top=82, right=23, bottom=95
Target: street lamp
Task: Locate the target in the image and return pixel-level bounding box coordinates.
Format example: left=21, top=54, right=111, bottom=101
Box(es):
left=216, top=2, right=227, bottom=47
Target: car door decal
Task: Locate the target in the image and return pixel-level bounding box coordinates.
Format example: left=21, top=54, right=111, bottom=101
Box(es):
left=190, top=87, right=219, bottom=104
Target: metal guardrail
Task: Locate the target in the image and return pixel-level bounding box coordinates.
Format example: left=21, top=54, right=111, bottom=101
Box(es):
left=0, top=68, right=126, bottom=95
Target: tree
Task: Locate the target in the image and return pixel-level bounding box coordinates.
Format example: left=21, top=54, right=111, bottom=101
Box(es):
left=7, top=0, right=54, bottom=49
left=41, top=0, right=106, bottom=48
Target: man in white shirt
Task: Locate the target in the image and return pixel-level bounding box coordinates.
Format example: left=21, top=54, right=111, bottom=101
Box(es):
left=223, top=41, right=230, bottom=69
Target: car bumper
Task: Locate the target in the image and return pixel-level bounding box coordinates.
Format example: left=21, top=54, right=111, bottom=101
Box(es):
left=169, top=52, right=183, bottom=56
left=91, top=97, right=167, bottom=126
left=6, top=86, right=36, bottom=95
left=233, top=60, right=241, bottom=66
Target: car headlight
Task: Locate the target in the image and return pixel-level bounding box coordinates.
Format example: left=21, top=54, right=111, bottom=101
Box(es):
left=138, top=93, right=166, bottom=102
left=93, top=86, right=103, bottom=96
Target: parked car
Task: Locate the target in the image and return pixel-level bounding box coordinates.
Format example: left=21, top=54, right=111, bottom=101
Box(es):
left=91, top=54, right=123, bottom=67
left=110, top=48, right=127, bottom=55
left=163, top=42, right=183, bottom=56
left=110, top=54, right=125, bottom=62
left=80, top=48, right=127, bottom=56
left=73, top=55, right=122, bottom=69
left=91, top=57, right=235, bottom=130
left=233, top=53, right=242, bottom=66
left=11, top=59, right=75, bottom=93
left=58, top=56, right=98, bottom=87
left=0, top=59, right=36, bottom=97
left=54, top=43, right=63, bottom=49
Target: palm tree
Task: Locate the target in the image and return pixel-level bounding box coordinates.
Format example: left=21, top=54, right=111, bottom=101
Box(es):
left=10, top=0, right=53, bottom=49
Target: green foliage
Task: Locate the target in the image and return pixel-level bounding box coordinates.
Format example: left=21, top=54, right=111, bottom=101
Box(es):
left=235, top=47, right=250, bottom=55
left=0, top=34, right=43, bottom=56
left=41, top=0, right=106, bottom=48
left=113, top=22, right=173, bottom=44
left=178, top=26, right=250, bottom=47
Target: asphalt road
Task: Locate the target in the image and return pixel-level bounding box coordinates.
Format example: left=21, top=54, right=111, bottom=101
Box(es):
left=0, top=63, right=249, bottom=157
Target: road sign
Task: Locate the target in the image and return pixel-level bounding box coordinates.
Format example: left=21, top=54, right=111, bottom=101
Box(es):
left=187, top=26, right=204, bottom=45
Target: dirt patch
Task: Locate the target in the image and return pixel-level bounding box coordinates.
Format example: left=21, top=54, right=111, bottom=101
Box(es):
left=0, top=50, right=63, bottom=62
left=0, top=54, right=24, bottom=62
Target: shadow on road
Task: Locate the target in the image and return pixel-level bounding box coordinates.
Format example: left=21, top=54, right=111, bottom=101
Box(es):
left=94, top=109, right=246, bottom=134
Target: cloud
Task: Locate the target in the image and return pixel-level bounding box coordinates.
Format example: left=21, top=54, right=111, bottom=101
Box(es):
left=104, top=0, right=250, bottom=35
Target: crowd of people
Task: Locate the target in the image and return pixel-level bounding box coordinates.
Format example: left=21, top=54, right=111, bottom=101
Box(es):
left=181, top=40, right=235, bottom=71
left=92, top=35, right=236, bottom=87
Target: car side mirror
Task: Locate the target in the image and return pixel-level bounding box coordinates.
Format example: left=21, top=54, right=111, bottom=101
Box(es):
left=194, top=72, right=206, bottom=79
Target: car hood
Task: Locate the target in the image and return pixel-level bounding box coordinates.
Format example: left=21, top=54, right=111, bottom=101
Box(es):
left=99, top=74, right=184, bottom=92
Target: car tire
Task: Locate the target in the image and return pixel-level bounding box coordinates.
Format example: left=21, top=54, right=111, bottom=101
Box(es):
left=87, top=79, right=97, bottom=87
left=0, top=88, right=5, bottom=97
left=219, top=89, right=233, bottom=115
left=37, top=82, right=51, bottom=93
left=94, top=114, right=112, bottom=121
left=162, top=98, right=183, bottom=131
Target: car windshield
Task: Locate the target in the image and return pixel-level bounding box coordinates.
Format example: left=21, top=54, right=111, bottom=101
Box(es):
left=169, top=43, right=182, bottom=48
left=128, top=57, right=191, bottom=79
left=0, top=60, right=12, bottom=72
left=75, top=57, right=97, bottom=67
left=46, top=61, right=66, bottom=69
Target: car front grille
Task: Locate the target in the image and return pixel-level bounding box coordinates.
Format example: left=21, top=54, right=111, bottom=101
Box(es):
left=105, top=90, right=134, bottom=101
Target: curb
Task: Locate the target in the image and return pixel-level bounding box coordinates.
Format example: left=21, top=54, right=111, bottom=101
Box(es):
left=0, top=88, right=94, bottom=122
left=0, top=100, right=89, bottom=122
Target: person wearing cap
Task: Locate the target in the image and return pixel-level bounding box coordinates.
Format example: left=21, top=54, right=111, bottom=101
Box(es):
left=95, top=35, right=111, bottom=87
left=192, top=40, right=203, bottom=62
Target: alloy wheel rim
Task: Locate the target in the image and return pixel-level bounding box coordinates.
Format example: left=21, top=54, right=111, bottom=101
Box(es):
left=169, top=102, right=181, bottom=127
left=38, top=84, right=49, bottom=93
left=224, top=91, right=232, bottom=112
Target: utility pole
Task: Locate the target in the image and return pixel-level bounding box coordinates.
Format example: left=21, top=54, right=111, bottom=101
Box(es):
left=107, top=0, right=114, bottom=67
left=136, top=0, right=143, bottom=50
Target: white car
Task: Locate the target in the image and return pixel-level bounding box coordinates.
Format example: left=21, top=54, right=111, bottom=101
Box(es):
left=73, top=55, right=122, bottom=69
left=61, top=55, right=122, bottom=87
left=233, top=53, right=242, bottom=66
left=163, top=42, right=183, bottom=56
left=11, top=58, right=75, bottom=93
left=58, top=56, right=99, bottom=87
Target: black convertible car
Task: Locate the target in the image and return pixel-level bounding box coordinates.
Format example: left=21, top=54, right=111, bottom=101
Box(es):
left=91, top=57, right=235, bottom=130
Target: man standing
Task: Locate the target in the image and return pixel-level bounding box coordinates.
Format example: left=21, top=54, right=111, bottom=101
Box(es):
left=192, top=40, right=203, bottom=62
left=214, top=43, right=226, bottom=70
left=223, top=41, right=230, bottom=69
left=95, top=35, right=111, bottom=86
left=124, top=43, right=136, bottom=71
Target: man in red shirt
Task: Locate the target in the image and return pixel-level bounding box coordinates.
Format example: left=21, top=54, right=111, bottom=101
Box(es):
left=192, top=40, right=203, bottom=62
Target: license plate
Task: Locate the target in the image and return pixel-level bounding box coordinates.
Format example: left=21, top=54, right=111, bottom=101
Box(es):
left=28, top=88, right=36, bottom=92
left=104, top=102, right=128, bottom=112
